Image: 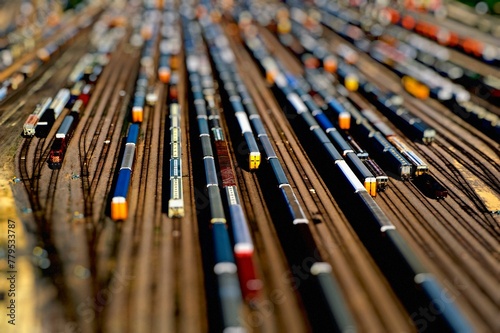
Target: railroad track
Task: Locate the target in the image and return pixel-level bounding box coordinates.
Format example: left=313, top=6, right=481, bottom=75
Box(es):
left=92, top=89, right=132, bottom=221
left=127, top=82, right=156, bottom=333
left=432, top=139, right=500, bottom=194
left=77, top=36, right=137, bottom=221
left=44, top=169, right=60, bottom=221
left=88, top=57, right=138, bottom=222
left=19, top=138, right=36, bottom=203
left=18, top=135, right=55, bottom=217
left=383, top=181, right=499, bottom=330
left=173, top=60, right=208, bottom=333
left=78, top=60, right=123, bottom=219
left=16, top=122, right=73, bottom=328
left=423, top=143, right=500, bottom=228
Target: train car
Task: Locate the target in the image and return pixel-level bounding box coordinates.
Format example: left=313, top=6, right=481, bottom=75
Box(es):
left=323, top=96, right=352, bottom=130
left=130, top=66, right=149, bottom=123
left=23, top=97, right=52, bottom=137
left=344, top=152, right=377, bottom=196
left=347, top=135, right=369, bottom=160
left=210, top=45, right=308, bottom=225
left=69, top=99, right=84, bottom=121
left=415, top=173, right=448, bottom=199
left=78, top=84, right=94, bottom=106
left=0, top=86, right=7, bottom=102
left=402, top=75, right=430, bottom=99
left=146, top=86, right=158, bottom=106
left=389, top=136, right=429, bottom=176
left=43, top=89, right=71, bottom=123
left=20, top=60, right=40, bottom=78
left=456, top=99, right=499, bottom=138
left=168, top=101, right=184, bottom=218
left=48, top=116, right=76, bottom=169
left=360, top=83, right=436, bottom=144
left=387, top=7, right=494, bottom=63
left=82, top=63, right=95, bottom=82
left=47, top=96, right=85, bottom=169
left=368, top=132, right=413, bottom=179
left=10, top=73, right=25, bottom=90
left=36, top=89, right=71, bottom=136
left=158, top=54, right=171, bottom=83
left=111, top=124, right=140, bottom=221
left=131, top=92, right=146, bottom=122
left=323, top=55, right=338, bottom=73
left=68, top=53, right=93, bottom=84
left=69, top=81, right=85, bottom=106
left=478, top=75, right=500, bottom=105
left=87, top=65, right=103, bottom=84
left=363, top=158, right=389, bottom=191
left=37, top=42, right=58, bottom=62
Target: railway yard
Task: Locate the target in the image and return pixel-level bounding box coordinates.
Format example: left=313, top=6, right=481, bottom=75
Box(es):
left=0, top=0, right=499, bottom=332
